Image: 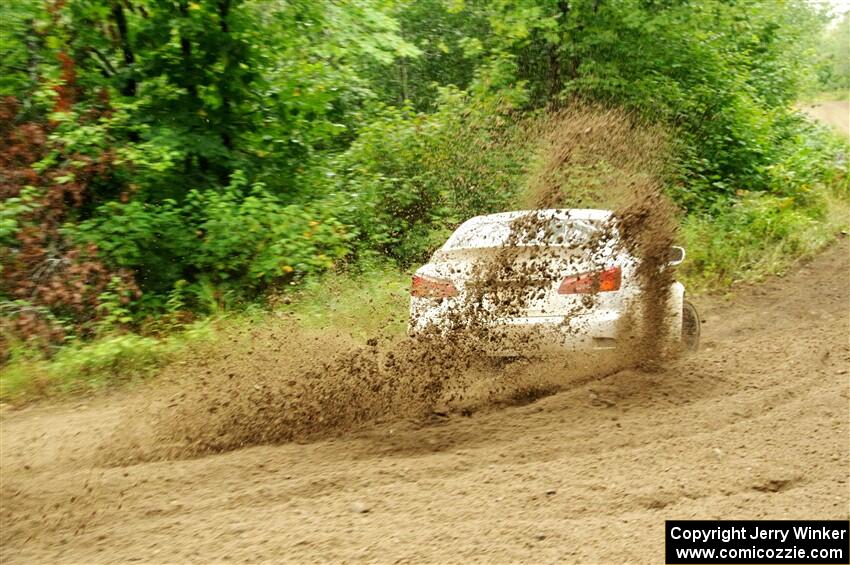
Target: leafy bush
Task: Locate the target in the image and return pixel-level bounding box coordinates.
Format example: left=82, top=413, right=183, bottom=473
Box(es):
left=334, top=89, right=531, bottom=264
left=0, top=97, right=140, bottom=347
left=74, top=173, right=355, bottom=311
left=679, top=115, right=848, bottom=288
left=187, top=182, right=353, bottom=286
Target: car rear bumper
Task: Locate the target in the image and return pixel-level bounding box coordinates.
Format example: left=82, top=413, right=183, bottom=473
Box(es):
left=409, top=309, right=625, bottom=357
left=478, top=310, right=623, bottom=356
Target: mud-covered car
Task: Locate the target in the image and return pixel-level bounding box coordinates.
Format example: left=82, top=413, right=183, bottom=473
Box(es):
left=408, top=208, right=700, bottom=356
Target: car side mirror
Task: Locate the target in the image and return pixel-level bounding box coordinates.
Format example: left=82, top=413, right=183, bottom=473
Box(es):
left=668, top=246, right=686, bottom=266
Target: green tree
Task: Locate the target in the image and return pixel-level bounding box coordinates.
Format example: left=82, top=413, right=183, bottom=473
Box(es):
left=814, top=12, right=850, bottom=93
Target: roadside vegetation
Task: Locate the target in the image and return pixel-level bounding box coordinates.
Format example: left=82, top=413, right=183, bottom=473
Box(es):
left=1, top=0, right=848, bottom=402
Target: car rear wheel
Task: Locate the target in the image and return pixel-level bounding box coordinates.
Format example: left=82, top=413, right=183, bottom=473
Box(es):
left=681, top=300, right=700, bottom=352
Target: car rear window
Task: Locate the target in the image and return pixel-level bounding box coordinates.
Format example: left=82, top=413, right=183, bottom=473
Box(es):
left=444, top=217, right=604, bottom=250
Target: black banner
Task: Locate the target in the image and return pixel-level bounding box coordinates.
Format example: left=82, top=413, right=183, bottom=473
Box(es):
left=666, top=520, right=849, bottom=564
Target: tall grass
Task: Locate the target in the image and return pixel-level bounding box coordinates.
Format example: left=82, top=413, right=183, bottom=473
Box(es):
left=274, top=264, right=411, bottom=338
left=0, top=322, right=217, bottom=402
left=0, top=266, right=410, bottom=403
left=680, top=190, right=849, bottom=291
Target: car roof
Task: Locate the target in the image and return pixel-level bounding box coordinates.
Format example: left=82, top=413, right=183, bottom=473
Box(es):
left=461, top=209, right=613, bottom=226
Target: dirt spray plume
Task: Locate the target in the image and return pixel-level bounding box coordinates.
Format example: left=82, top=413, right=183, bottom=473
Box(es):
left=101, top=104, right=682, bottom=463
left=523, top=104, right=681, bottom=365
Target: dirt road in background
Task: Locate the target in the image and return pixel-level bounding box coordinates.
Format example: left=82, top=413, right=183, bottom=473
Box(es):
left=802, top=100, right=850, bottom=135
left=2, top=238, right=848, bottom=563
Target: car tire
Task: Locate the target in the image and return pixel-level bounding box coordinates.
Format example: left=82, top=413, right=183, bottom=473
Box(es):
left=681, top=300, right=700, bottom=352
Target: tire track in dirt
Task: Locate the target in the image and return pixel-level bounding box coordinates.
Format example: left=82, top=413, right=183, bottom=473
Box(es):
left=1, top=239, right=848, bottom=564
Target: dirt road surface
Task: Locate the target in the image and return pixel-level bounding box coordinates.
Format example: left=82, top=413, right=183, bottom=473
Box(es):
left=2, top=240, right=849, bottom=564
left=802, top=100, right=850, bottom=135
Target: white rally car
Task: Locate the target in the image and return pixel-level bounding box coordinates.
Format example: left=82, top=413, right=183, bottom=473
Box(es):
left=408, top=209, right=699, bottom=357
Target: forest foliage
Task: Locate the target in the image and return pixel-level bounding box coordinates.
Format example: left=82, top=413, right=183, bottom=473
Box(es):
left=812, top=10, right=850, bottom=96
left=1, top=0, right=848, bottom=357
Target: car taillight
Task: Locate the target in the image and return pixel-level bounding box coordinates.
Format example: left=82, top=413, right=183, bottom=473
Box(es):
left=411, top=275, right=458, bottom=298
left=558, top=266, right=621, bottom=294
